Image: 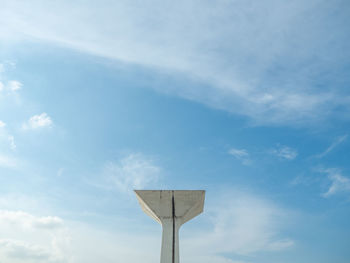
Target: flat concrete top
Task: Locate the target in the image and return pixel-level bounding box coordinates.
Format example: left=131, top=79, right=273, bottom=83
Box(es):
left=135, top=190, right=205, bottom=224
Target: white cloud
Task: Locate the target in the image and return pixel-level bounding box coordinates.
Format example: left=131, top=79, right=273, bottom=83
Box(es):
left=7, top=80, right=22, bottom=91
left=211, top=193, right=293, bottom=254
left=22, top=113, right=53, bottom=130
left=228, top=148, right=251, bottom=165
left=1, top=0, right=349, bottom=126
left=289, top=174, right=314, bottom=186
left=0, top=239, right=53, bottom=262
left=8, top=135, right=16, bottom=150
left=266, top=239, right=295, bottom=250
left=0, top=77, right=22, bottom=105
left=270, top=145, right=298, bottom=160
left=33, top=217, right=63, bottom=229
left=0, top=190, right=294, bottom=263
left=103, top=153, right=161, bottom=193
left=0, top=80, right=22, bottom=94
left=320, top=169, right=350, bottom=197
left=0, top=121, right=17, bottom=151
left=0, top=210, right=63, bottom=230
left=0, top=209, right=158, bottom=263
left=0, top=154, right=18, bottom=168
left=181, top=191, right=294, bottom=262
left=315, top=134, right=348, bottom=158
left=0, top=210, right=68, bottom=263
left=0, top=61, right=16, bottom=74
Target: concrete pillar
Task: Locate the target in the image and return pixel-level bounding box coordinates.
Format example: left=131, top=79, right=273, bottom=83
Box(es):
left=135, top=190, right=205, bottom=263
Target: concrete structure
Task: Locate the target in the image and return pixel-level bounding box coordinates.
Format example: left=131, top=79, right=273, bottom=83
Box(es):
left=135, top=190, right=205, bottom=263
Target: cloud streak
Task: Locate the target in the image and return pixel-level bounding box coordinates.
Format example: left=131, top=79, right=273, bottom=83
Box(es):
left=228, top=148, right=251, bottom=165
left=320, top=168, right=350, bottom=197
left=0, top=120, right=17, bottom=151
left=0, top=210, right=68, bottom=263
left=8, top=135, right=16, bottom=150
left=0, top=239, right=54, bottom=262
left=102, top=153, right=161, bottom=193
left=0, top=154, right=19, bottom=168
left=0, top=210, right=63, bottom=230
left=182, top=191, right=294, bottom=262
left=1, top=0, right=350, bottom=126
left=315, top=134, right=348, bottom=158
left=0, top=189, right=294, bottom=263
left=270, top=145, right=298, bottom=160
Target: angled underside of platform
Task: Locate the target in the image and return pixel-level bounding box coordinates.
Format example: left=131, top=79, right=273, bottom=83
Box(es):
left=135, top=190, right=205, bottom=263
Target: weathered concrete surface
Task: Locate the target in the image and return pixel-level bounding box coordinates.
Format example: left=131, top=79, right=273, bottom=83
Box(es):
left=135, top=190, right=205, bottom=263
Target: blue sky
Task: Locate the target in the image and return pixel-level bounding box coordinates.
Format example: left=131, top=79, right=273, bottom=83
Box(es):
left=0, top=0, right=350, bottom=262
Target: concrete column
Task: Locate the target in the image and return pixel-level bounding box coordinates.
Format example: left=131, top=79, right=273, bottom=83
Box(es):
left=160, top=218, right=180, bottom=263
left=135, top=190, right=205, bottom=263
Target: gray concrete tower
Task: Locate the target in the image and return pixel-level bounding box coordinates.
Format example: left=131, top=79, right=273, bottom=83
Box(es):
left=135, top=190, right=205, bottom=263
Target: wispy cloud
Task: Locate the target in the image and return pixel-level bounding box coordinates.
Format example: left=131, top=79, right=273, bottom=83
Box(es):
left=270, top=145, right=298, bottom=160
left=315, top=134, right=348, bottom=158
left=7, top=80, right=22, bottom=91
left=0, top=61, right=16, bottom=74
left=0, top=239, right=54, bottom=262
left=228, top=148, right=251, bottom=165
left=290, top=174, right=314, bottom=187
left=0, top=210, right=68, bottom=263
left=0, top=210, right=63, bottom=230
left=1, top=1, right=349, bottom=126
left=320, top=168, right=350, bottom=197
left=0, top=154, right=18, bottom=168
left=0, top=121, right=17, bottom=151
left=182, top=191, right=294, bottom=262
left=0, top=190, right=294, bottom=263
left=8, top=135, right=16, bottom=150
left=22, top=113, right=53, bottom=130
left=103, top=153, right=161, bottom=193
left=0, top=80, right=22, bottom=95
left=0, top=62, right=22, bottom=107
